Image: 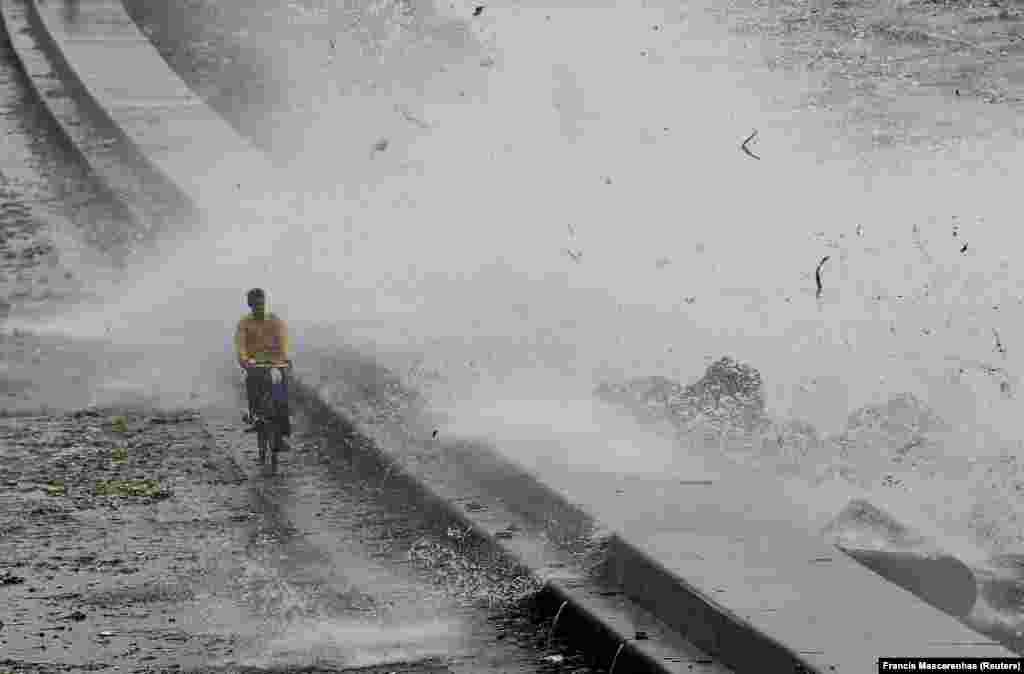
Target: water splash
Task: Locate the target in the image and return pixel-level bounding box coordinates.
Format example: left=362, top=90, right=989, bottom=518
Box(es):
left=234, top=617, right=468, bottom=670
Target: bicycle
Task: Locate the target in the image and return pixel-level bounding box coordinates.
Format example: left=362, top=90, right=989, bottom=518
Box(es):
left=244, top=360, right=291, bottom=471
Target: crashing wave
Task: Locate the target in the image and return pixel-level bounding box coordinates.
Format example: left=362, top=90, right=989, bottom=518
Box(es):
left=596, top=360, right=1024, bottom=647
left=844, top=392, right=950, bottom=435
left=822, top=497, right=929, bottom=551
left=834, top=392, right=951, bottom=463
left=594, top=356, right=767, bottom=434
left=595, top=359, right=1024, bottom=548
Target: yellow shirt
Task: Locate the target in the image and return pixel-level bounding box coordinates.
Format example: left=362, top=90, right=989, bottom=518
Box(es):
left=235, top=311, right=290, bottom=366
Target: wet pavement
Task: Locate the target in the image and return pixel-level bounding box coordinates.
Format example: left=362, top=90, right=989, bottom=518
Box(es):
left=0, top=6, right=140, bottom=316
left=121, top=0, right=485, bottom=162
left=0, top=408, right=250, bottom=670
left=0, top=398, right=607, bottom=673
left=0, top=316, right=608, bottom=672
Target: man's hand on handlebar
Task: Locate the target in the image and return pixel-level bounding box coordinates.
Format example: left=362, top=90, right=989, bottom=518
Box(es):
left=241, top=359, right=291, bottom=371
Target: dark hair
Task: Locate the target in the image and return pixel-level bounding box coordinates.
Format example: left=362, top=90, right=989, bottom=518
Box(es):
left=246, top=288, right=265, bottom=306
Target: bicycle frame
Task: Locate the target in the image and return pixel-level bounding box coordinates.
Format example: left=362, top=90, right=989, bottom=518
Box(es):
left=248, top=362, right=289, bottom=468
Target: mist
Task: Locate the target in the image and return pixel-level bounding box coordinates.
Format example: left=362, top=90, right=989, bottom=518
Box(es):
left=13, top=0, right=1024, bottom=556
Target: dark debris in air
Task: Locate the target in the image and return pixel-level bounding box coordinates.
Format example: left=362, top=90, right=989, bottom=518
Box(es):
left=473, top=5, right=484, bottom=17
left=370, top=138, right=389, bottom=157
left=994, top=329, right=1007, bottom=358
left=815, top=255, right=830, bottom=300
left=395, top=104, right=430, bottom=129
left=740, top=129, right=761, bottom=160
left=954, top=361, right=1015, bottom=397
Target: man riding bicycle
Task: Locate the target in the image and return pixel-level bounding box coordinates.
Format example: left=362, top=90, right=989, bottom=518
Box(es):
left=235, top=288, right=292, bottom=446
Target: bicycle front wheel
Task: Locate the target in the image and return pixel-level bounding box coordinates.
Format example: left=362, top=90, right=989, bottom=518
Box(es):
left=270, top=419, right=282, bottom=454
left=257, top=423, right=268, bottom=464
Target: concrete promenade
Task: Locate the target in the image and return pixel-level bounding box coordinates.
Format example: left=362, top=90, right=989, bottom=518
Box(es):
left=1, top=0, right=1016, bottom=671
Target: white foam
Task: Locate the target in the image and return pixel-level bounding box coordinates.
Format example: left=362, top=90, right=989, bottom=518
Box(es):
left=248, top=617, right=468, bottom=669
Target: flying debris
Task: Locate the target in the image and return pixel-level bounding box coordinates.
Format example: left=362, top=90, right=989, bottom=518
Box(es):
left=815, top=255, right=830, bottom=300
left=740, top=129, right=761, bottom=160
left=994, top=329, right=1007, bottom=358
left=371, top=138, right=389, bottom=157
left=395, top=105, right=431, bottom=129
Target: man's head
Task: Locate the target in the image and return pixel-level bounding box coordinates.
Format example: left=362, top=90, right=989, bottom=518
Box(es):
left=247, top=288, right=266, bottom=319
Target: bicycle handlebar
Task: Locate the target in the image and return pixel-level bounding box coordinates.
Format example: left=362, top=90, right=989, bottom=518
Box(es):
left=245, top=359, right=292, bottom=369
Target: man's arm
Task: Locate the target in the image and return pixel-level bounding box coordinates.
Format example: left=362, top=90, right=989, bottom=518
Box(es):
left=278, top=318, right=291, bottom=365
left=234, top=318, right=250, bottom=368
